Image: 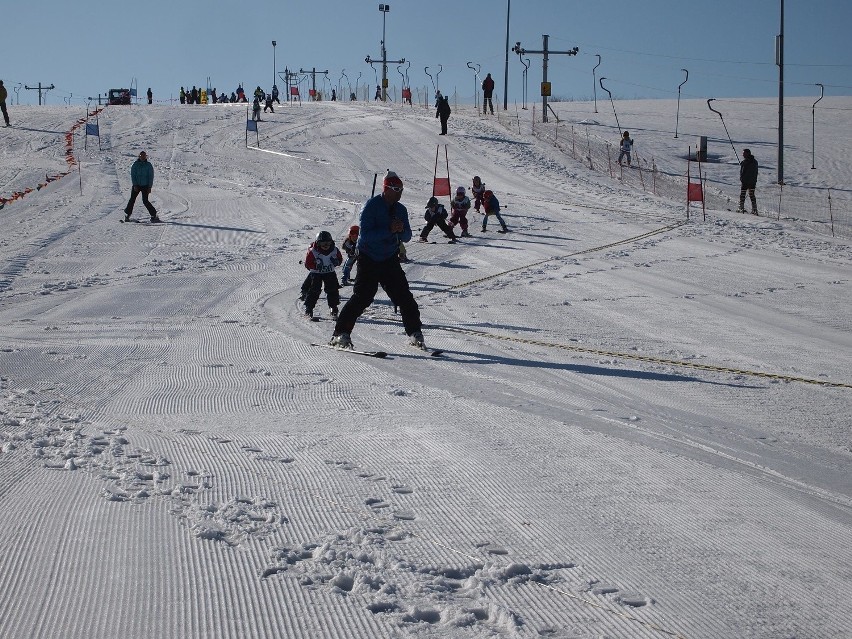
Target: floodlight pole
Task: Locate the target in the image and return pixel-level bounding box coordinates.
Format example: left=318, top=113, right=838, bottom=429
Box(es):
left=367, top=4, right=404, bottom=102
left=272, top=41, right=277, bottom=92
left=512, top=35, right=578, bottom=123
left=811, top=83, right=824, bottom=170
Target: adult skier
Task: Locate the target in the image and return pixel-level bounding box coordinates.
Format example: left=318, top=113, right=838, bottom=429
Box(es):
left=329, top=171, right=425, bottom=350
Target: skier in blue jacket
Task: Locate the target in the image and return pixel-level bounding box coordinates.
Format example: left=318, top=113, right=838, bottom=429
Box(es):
left=124, top=151, right=160, bottom=222
left=329, top=171, right=424, bottom=350
left=480, top=190, right=508, bottom=233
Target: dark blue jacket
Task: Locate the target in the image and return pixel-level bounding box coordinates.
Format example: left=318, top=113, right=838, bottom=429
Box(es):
left=357, top=194, right=412, bottom=261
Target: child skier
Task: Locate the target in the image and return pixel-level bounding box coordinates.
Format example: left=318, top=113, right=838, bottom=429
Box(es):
left=449, top=186, right=472, bottom=237
left=340, top=225, right=359, bottom=286
left=481, top=190, right=509, bottom=233
left=303, top=231, right=343, bottom=319
left=251, top=97, right=262, bottom=122
left=419, top=196, right=457, bottom=242
left=618, top=130, right=634, bottom=167
left=471, top=175, right=486, bottom=213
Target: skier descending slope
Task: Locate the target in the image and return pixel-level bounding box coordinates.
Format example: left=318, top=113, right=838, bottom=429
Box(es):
left=329, top=171, right=425, bottom=350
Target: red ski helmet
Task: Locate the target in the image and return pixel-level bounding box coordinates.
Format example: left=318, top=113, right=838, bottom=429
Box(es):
left=349, top=225, right=360, bottom=235
left=482, top=190, right=493, bottom=200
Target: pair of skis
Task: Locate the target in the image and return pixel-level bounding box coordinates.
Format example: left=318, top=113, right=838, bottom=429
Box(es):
left=311, top=343, right=443, bottom=359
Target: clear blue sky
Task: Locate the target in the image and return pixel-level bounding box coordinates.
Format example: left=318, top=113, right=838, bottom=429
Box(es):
left=3, top=0, right=850, bottom=106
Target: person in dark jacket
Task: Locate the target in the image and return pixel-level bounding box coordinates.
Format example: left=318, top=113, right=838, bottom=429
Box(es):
left=436, top=96, right=451, bottom=135
left=146, top=88, right=153, bottom=104
left=482, top=73, right=495, bottom=115
left=124, top=151, right=159, bottom=222
left=329, top=171, right=425, bottom=350
left=0, top=80, right=10, bottom=126
left=738, top=148, right=759, bottom=214
left=419, top=197, right=458, bottom=242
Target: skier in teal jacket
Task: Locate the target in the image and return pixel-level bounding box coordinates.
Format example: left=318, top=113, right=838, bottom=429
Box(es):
left=124, top=151, right=160, bottom=222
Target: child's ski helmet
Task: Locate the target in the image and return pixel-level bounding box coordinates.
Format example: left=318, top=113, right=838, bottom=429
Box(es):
left=349, top=225, right=360, bottom=235
left=316, top=230, right=333, bottom=243
left=426, top=196, right=439, bottom=208
left=456, top=186, right=466, bottom=195
left=483, top=190, right=493, bottom=200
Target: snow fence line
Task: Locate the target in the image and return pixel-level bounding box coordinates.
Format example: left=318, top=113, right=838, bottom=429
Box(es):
left=0, top=107, right=106, bottom=210
left=493, top=107, right=851, bottom=240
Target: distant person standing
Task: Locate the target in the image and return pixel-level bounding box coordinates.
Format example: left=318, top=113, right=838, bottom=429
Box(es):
left=123, top=151, right=160, bottom=222
left=374, top=85, right=382, bottom=101
left=738, top=148, right=759, bottom=215
left=0, top=80, right=10, bottom=126
left=146, top=87, right=153, bottom=104
left=481, top=72, right=495, bottom=115
left=618, top=130, right=634, bottom=167
left=436, top=95, right=451, bottom=135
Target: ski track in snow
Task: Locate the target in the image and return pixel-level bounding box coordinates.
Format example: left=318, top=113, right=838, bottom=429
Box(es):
left=0, top=102, right=850, bottom=638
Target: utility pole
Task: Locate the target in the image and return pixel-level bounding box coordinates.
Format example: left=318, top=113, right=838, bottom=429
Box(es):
left=366, top=4, right=404, bottom=102
left=503, top=0, right=510, bottom=111
left=776, top=0, right=785, bottom=184
left=512, top=35, right=578, bottom=123
left=25, top=83, right=55, bottom=105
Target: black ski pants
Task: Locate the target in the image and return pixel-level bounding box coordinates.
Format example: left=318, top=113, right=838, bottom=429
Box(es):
left=125, top=186, right=157, bottom=216
left=334, top=253, right=421, bottom=336
left=304, top=272, right=340, bottom=312
left=420, top=216, right=455, bottom=241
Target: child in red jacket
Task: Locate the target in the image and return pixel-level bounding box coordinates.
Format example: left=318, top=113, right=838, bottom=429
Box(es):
left=449, top=186, right=472, bottom=237
left=303, top=230, right=343, bottom=319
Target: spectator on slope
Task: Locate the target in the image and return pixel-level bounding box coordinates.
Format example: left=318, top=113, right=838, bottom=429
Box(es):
left=618, top=130, right=634, bottom=167
left=436, top=95, right=451, bottom=135
left=179, top=86, right=186, bottom=104
left=482, top=73, right=495, bottom=115
left=738, top=148, right=759, bottom=215
left=123, top=151, right=160, bottom=223
left=374, top=85, right=382, bottom=101
left=302, top=231, right=343, bottom=320
left=0, top=80, right=10, bottom=126
left=328, top=171, right=425, bottom=350
left=264, top=92, right=275, bottom=113
left=480, top=190, right=509, bottom=233
left=449, top=186, right=472, bottom=237
left=271, top=85, right=280, bottom=104
left=146, top=87, right=153, bottom=105
left=419, top=197, right=458, bottom=243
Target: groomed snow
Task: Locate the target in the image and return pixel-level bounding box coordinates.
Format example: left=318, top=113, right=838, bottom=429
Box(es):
left=0, top=98, right=850, bottom=639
